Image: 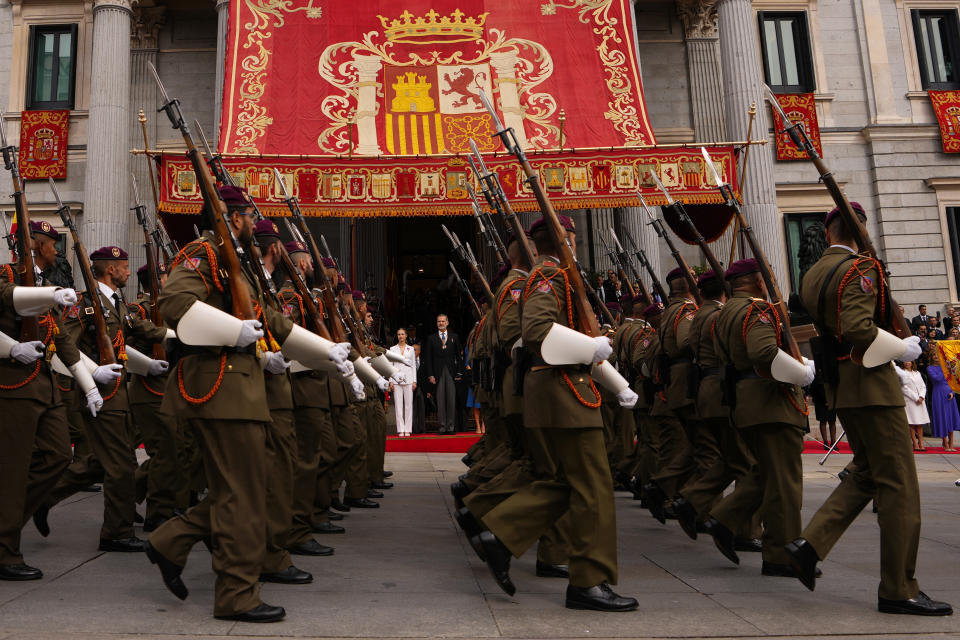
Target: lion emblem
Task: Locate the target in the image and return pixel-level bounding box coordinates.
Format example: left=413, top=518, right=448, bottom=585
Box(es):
left=442, top=67, right=487, bottom=109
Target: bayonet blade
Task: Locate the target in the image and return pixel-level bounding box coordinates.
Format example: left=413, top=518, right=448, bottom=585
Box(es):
left=610, top=228, right=625, bottom=254
left=131, top=174, right=142, bottom=207
left=700, top=147, right=725, bottom=188
left=468, top=139, right=491, bottom=176
left=320, top=235, right=336, bottom=264
left=638, top=194, right=656, bottom=220
left=0, top=115, right=7, bottom=147
left=273, top=168, right=291, bottom=200
left=147, top=61, right=171, bottom=105
left=465, top=242, right=478, bottom=266
left=196, top=120, right=215, bottom=160
left=476, top=90, right=504, bottom=132
left=764, top=84, right=792, bottom=124
left=48, top=177, right=65, bottom=211
left=650, top=171, right=675, bottom=205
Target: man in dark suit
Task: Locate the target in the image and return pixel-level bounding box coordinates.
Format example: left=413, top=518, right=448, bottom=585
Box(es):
left=911, top=305, right=929, bottom=333
left=926, top=316, right=945, bottom=340
left=423, top=314, right=462, bottom=434
left=602, top=270, right=619, bottom=304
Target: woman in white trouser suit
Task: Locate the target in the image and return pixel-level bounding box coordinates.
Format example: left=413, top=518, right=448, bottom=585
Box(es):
left=389, top=329, right=417, bottom=437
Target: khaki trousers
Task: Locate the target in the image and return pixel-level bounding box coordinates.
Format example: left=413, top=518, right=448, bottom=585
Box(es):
left=263, top=409, right=296, bottom=573
left=344, top=404, right=369, bottom=499
left=131, top=401, right=182, bottom=521
left=365, top=398, right=387, bottom=484
left=290, top=405, right=333, bottom=545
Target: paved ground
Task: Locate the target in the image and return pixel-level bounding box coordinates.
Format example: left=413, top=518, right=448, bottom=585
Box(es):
left=1, top=450, right=960, bottom=640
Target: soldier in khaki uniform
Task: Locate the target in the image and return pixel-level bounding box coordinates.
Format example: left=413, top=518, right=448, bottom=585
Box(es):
left=788, top=204, right=952, bottom=616
left=473, top=215, right=638, bottom=612
left=145, top=185, right=351, bottom=622
left=626, top=302, right=663, bottom=499
left=702, top=259, right=812, bottom=576
left=0, top=221, right=97, bottom=580
left=43, top=245, right=169, bottom=552
left=607, top=304, right=642, bottom=484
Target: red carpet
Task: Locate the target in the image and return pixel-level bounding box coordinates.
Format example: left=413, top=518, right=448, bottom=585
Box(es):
left=386, top=435, right=960, bottom=455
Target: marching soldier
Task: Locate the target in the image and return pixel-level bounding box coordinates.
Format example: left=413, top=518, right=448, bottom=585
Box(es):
left=788, top=204, right=952, bottom=615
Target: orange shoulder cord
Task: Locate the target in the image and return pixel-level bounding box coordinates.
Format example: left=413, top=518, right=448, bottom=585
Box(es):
left=140, top=376, right=165, bottom=397
left=672, top=301, right=699, bottom=336
left=0, top=264, right=13, bottom=283
left=171, top=241, right=223, bottom=297
left=496, top=276, right=525, bottom=322
left=836, top=256, right=886, bottom=341
left=523, top=266, right=601, bottom=409
left=741, top=300, right=809, bottom=417
left=279, top=290, right=306, bottom=327
left=0, top=312, right=57, bottom=390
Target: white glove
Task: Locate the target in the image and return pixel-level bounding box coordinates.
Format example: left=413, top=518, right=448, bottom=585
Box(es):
left=592, top=335, right=613, bottom=364
left=237, top=319, right=264, bottom=348
left=616, top=387, right=639, bottom=408
left=336, top=359, right=355, bottom=378
left=348, top=375, right=365, bottom=400
left=85, top=388, right=104, bottom=417
left=53, top=288, right=78, bottom=307
left=329, top=342, right=351, bottom=363
left=147, top=359, right=169, bottom=377
left=93, top=363, right=123, bottom=385
left=263, top=351, right=291, bottom=375
left=801, top=358, right=816, bottom=387
left=376, top=376, right=390, bottom=392
left=10, top=340, right=45, bottom=364
left=901, top=335, right=922, bottom=362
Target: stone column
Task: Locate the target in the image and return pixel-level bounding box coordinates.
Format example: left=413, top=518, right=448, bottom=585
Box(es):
left=679, top=0, right=726, bottom=142
left=716, top=0, right=788, bottom=289
left=352, top=54, right=383, bottom=155
left=214, top=0, right=230, bottom=143
left=488, top=52, right=529, bottom=150
left=83, top=0, right=133, bottom=250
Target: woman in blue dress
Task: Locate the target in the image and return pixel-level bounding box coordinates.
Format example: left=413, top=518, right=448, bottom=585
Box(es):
left=927, top=345, right=959, bottom=451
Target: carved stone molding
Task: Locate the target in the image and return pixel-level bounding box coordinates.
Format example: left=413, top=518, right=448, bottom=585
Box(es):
left=677, top=0, right=718, bottom=39
left=131, top=5, right=166, bottom=49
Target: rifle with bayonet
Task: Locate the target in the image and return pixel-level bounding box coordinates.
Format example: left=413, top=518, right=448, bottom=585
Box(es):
left=272, top=169, right=353, bottom=347
left=600, top=233, right=637, bottom=299
left=764, top=87, right=911, bottom=338
left=137, top=109, right=177, bottom=266
left=466, top=183, right=508, bottom=269
left=701, top=146, right=802, bottom=359
left=650, top=170, right=730, bottom=297
left=609, top=228, right=651, bottom=306
left=477, top=93, right=607, bottom=333
left=0, top=116, right=40, bottom=340
left=149, top=62, right=256, bottom=323
left=622, top=225, right=668, bottom=305
left=49, top=178, right=116, bottom=364
left=467, top=139, right=535, bottom=270
left=441, top=224, right=496, bottom=304
left=319, top=234, right=374, bottom=349
left=638, top=194, right=703, bottom=306
left=276, top=218, right=333, bottom=341
left=131, top=174, right=165, bottom=359
left=449, top=261, right=482, bottom=320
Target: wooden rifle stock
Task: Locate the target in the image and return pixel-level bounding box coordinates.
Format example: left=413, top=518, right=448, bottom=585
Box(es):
left=277, top=246, right=332, bottom=341
left=640, top=199, right=703, bottom=306
left=131, top=176, right=165, bottom=360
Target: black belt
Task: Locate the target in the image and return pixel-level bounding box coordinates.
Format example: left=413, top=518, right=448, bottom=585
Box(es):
left=700, top=367, right=721, bottom=376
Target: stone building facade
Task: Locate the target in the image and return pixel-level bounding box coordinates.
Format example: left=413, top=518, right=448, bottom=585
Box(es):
left=1, top=0, right=959, bottom=317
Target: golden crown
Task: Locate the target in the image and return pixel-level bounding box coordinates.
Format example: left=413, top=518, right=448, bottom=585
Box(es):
left=377, top=9, right=487, bottom=44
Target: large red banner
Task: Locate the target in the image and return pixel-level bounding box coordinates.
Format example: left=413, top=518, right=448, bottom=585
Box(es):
left=19, top=110, right=69, bottom=180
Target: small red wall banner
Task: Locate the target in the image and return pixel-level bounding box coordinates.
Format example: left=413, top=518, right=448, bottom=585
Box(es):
left=18, top=110, right=69, bottom=180
left=770, top=93, right=821, bottom=161
left=929, top=90, right=960, bottom=153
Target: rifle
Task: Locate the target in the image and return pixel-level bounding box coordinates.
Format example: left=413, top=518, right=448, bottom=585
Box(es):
left=49, top=178, right=116, bottom=364
left=137, top=109, right=176, bottom=266
left=478, top=91, right=603, bottom=335
left=600, top=233, right=637, bottom=298
left=273, top=168, right=353, bottom=347
left=610, top=227, right=652, bottom=306
left=622, top=225, right=668, bottom=305
left=468, top=139, right=535, bottom=270
left=449, top=261, right=482, bottom=320
left=149, top=62, right=256, bottom=322
left=639, top=195, right=703, bottom=305
left=319, top=234, right=373, bottom=349
left=131, top=175, right=165, bottom=359
left=0, top=116, right=40, bottom=340
left=466, top=183, right=509, bottom=269
left=765, top=87, right=911, bottom=338
left=651, top=168, right=731, bottom=297
left=702, top=146, right=802, bottom=360
left=275, top=218, right=333, bottom=341
left=442, top=224, right=496, bottom=304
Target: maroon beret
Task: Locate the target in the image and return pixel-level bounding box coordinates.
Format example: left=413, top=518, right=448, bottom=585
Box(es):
left=321, top=257, right=336, bottom=268
left=352, top=289, right=365, bottom=301
left=665, top=267, right=686, bottom=282
left=137, top=264, right=167, bottom=276
left=29, top=220, right=59, bottom=240
left=605, top=301, right=622, bottom=313
left=725, top=258, right=760, bottom=280
left=284, top=240, right=308, bottom=255
left=641, top=303, right=664, bottom=318
left=696, top=269, right=720, bottom=287
left=528, top=214, right=575, bottom=235
left=632, top=294, right=647, bottom=305
left=253, top=219, right=280, bottom=240
left=217, top=185, right=251, bottom=208
left=90, top=246, right=128, bottom=261
left=824, top=201, right=866, bottom=228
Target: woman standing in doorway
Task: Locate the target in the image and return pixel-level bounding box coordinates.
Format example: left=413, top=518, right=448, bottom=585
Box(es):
left=389, top=328, right=417, bottom=437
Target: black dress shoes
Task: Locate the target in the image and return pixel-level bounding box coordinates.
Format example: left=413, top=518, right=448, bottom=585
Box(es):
left=372, top=481, right=394, bottom=490
left=99, top=537, right=145, bottom=553
left=472, top=532, right=515, bottom=596
left=142, top=516, right=169, bottom=533
left=454, top=507, right=484, bottom=540
left=878, top=591, right=954, bottom=616
left=785, top=537, right=820, bottom=591
left=144, top=540, right=188, bottom=600
left=450, top=481, right=470, bottom=510
left=671, top=496, right=698, bottom=540
left=32, top=505, right=50, bottom=537
left=535, top=561, right=569, bottom=578
left=703, top=518, right=739, bottom=565
left=215, top=603, right=286, bottom=623
left=641, top=481, right=668, bottom=524
left=327, top=510, right=344, bottom=521
left=288, top=539, right=334, bottom=556
left=565, top=583, right=639, bottom=612
left=260, top=565, right=313, bottom=584
left=366, top=489, right=384, bottom=499
left=344, top=497, right=379, bottom=509
left=382, top=470, right=394, bottom=478
left=761, top=561, right=822, bottom=579
left=331, top=498, right=351, bottom=512
left=312, top=522, right=345, bottom=534
left=461, top=454, right=474, bottom=467
left=0, top=563, right=43, bottom=581
left=734, top=538, right=763, bottom=553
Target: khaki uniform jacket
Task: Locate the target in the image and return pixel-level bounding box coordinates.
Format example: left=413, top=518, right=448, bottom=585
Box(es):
left=800, top=246, right=903, bottom=409
left=0, top=274, right=81, bottom=403
left=158, top=233, right=293, bottom=422
left=521, top=257, right=602, bottom=429
left=468, top=313, right=493, bottom=405
left=126, top=295, right=169, bottom=406
left=278, top=283, right=330, bottom=410
left=64, top=286, right=167, bottom=413
left=495, top=268, right=527, bottom=417
left=690, top=299, right=726, bottom=420
left=661, top=296, right=698, bottom=411
left=626, top=319, right=656, bottom=410
left=714, top=292, right=807, bottom=429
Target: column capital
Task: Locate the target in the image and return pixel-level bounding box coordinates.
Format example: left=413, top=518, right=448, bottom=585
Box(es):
left=677, top=0, right=718, bottom=39
left=215, top=0, right=230, bottom=9
left=131, top=5, right=166, bottom=49
left=94, top=0, right=134, bottom=15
